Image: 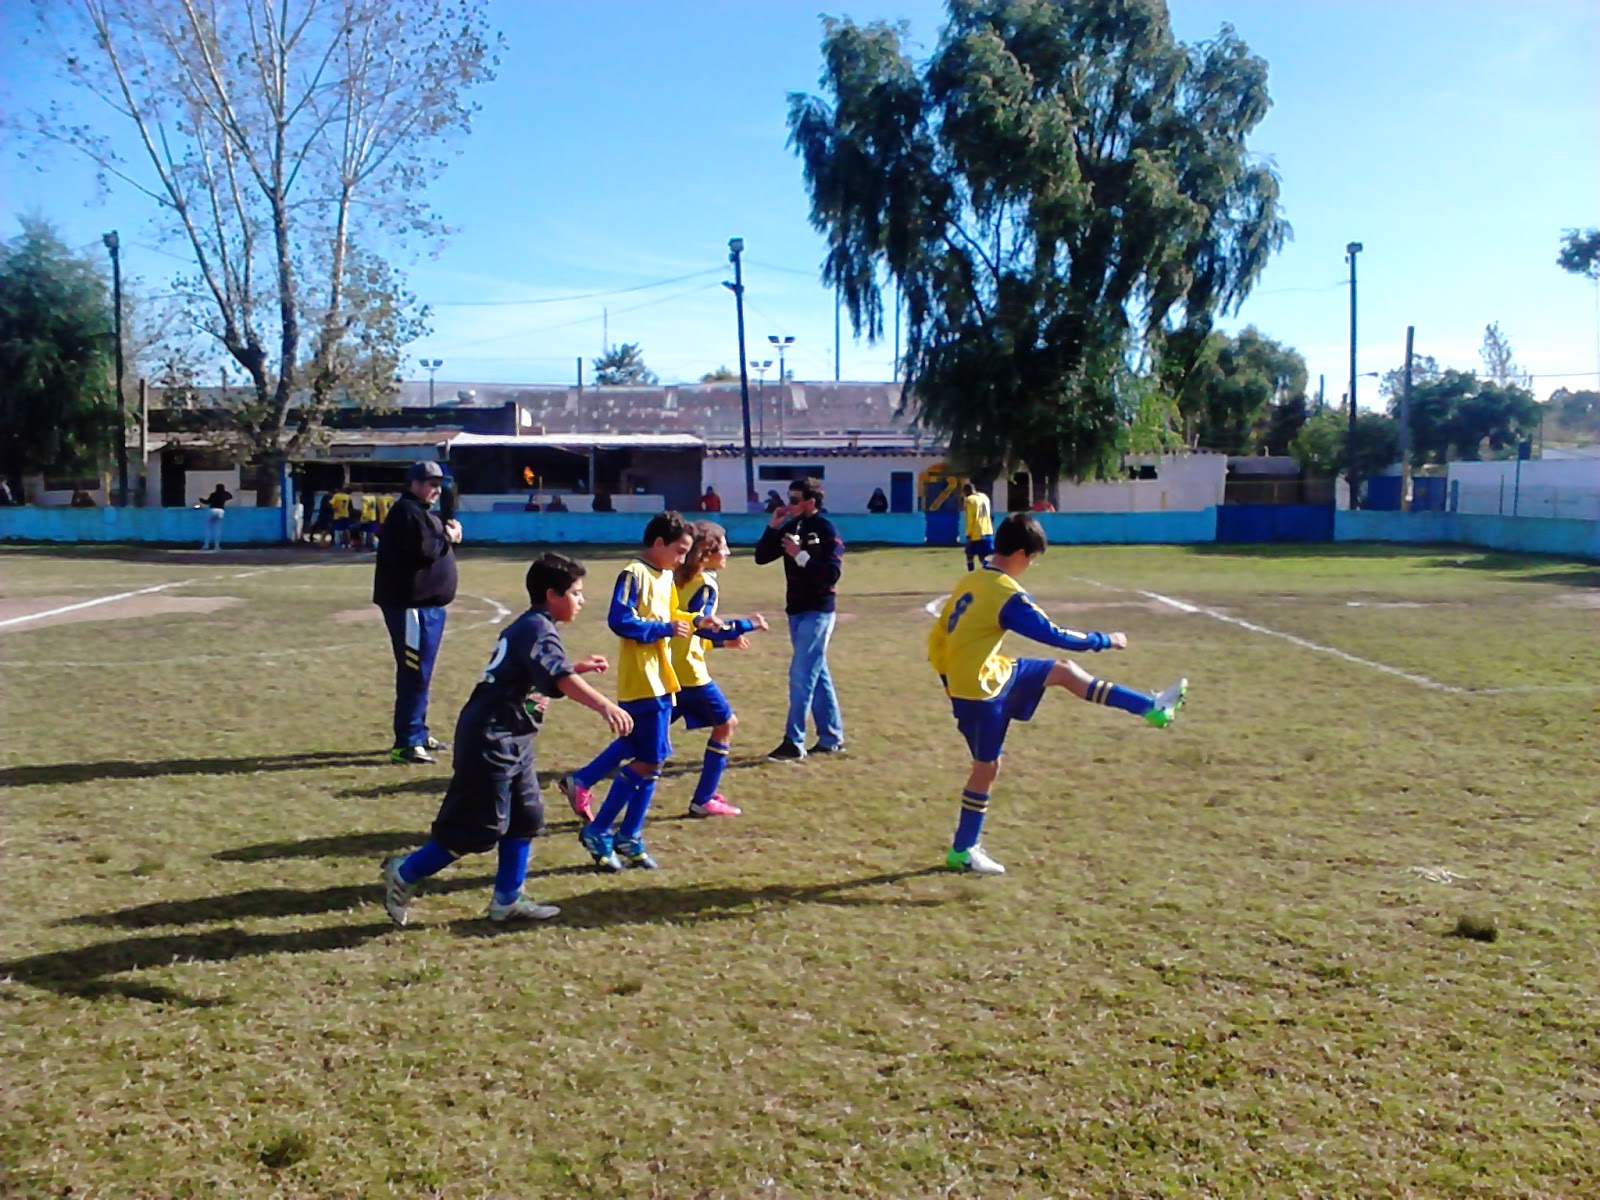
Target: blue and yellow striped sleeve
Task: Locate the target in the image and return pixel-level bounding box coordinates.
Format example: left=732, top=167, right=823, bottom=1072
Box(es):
left=997, top=593, right=1111, bottom=653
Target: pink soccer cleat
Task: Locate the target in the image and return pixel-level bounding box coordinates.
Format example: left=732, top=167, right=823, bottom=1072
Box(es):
left=688, top=794, right=742, bottom=818
left=558, top=774, right=594, bottom=822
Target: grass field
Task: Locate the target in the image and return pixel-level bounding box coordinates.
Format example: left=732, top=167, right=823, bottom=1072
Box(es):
left=2, top=539, right=1597, bottom=1199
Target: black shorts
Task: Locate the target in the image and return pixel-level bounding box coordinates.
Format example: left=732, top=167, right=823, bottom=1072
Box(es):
left=429, top=727, right=545, bottom=855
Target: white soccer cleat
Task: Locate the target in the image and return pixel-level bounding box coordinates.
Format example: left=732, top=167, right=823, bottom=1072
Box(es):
left=380, top=855, right=418, bottom=927
left=946, top=843, right=1006, bottom=875
left=1144, top=677, right=1188, bottom=728
left=487, top=895, right=561, bottom=922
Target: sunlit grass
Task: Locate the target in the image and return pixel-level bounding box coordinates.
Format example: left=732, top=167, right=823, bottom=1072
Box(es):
left=2, top=542, right=1596, bottom=1198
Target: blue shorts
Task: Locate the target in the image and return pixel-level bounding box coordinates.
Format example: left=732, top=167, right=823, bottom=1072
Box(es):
left=965, top=536, right=994, bottom=558
left=673, top=682, right=734, bottom=731
left=332, top=518, right=350, bottom=533
left=620, top=695, right=673, bottom=764
left=949, top=657, right=1054, bottom=762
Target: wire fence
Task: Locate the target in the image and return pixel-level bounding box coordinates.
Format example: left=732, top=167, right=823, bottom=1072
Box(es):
left=1450, top=483, right=1600, bottom=521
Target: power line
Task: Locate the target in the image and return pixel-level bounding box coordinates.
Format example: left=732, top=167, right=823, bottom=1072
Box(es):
left=443, top=279, right=723, bottom=351
left=433, top=267, right=723, bottom=307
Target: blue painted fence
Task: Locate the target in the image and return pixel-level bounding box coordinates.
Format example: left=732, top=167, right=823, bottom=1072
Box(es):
left=1215, top=504, right=1335, bottom=544
left=0, top=505, right=288, bottom=545
left=1337, top=511, right=1600, bottom=561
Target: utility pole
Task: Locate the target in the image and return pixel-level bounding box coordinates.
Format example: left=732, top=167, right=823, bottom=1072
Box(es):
left=103, top=231, right=127, bottom=506
left=1400, top=326, right=1414, bottom=511
left=768, top=334, right=795, bottom=448
left=724, top=238, right=756, bottom=509
left=422, top=358, right=443, bottom=408
left=834, top=288, right=841, bottom=382
left=138, top=378, right=149, bottom=506
left=1317, top=374, right=1325, bottom=413
left=1346, top=241, right=1364, bottom=509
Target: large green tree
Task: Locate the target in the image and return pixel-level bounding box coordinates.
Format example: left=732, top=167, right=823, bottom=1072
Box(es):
left=0, top=219, right=118, bottom=487
left=1181, top=325, right=1307, bottom=454
left=1557, top=227, right=1600, bottom=281
left=23, top=0, right=498, bottom=501
left=1381, top=359, right=1540, bottom=465
left=1290, top=408, right=1397, bottom=496
left=788, top=0, right=1287, bottom=494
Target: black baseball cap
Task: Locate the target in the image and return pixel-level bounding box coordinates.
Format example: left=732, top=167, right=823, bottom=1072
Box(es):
left=406, top=460, right=445, bottom=482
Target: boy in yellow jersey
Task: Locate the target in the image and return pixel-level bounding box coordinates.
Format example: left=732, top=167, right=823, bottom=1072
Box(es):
left=928, top=512, right=1187, bottom=876
left=330, top=485, right=353, bottom=546
left=961, top=482, right=994, bottom=570
left=569, top=511, right=711, bottom=871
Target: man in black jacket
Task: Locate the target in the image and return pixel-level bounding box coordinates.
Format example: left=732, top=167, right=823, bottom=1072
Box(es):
left=754, top=476, right=846, bottom=760
left=374, top=461, right=463, bottom=763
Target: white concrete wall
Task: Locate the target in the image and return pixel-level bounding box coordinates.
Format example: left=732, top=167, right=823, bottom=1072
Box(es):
left=701, top=453, right=944, bottom=512
left=1054, top=454, right=1226, bottom=513
left=1447, top=459, right=1600, bottom=520
left=185, top=469, right=255, bottom=507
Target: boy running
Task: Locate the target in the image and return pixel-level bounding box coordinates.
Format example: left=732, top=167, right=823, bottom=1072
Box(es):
left=927, top=512, right=1187, bottom=876
left=565, top=512, right=711, bottom=871
left=961, top=482, right=994, bottom=571
left=379, top=553, right=631, bottom=926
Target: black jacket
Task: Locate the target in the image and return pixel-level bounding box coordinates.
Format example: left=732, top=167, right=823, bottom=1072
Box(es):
left=754, top=512, right=844, bottom=614
left=373, top=491, right=458, bottom=608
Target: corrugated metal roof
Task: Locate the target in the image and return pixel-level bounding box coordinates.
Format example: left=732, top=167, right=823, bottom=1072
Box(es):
left=444, top=432, right=704, bottom=450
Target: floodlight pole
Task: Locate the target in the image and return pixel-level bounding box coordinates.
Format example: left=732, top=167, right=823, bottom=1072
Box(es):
left=103, top=231, right=127, bottom=506
left=1346, top=241, right=1363, bottom=509
left=724, top=238, right=756, bottom=509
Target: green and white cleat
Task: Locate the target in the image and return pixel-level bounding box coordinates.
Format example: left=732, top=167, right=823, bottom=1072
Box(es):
left=1144, top=677, right=1188, bottom=728
left=945, top=844, right=1006, bottom=876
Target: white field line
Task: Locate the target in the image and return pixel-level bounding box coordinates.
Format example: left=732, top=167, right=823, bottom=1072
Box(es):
left=0, top=588, right=512, bottom=669
left=0, top=560, right=333, bottom=630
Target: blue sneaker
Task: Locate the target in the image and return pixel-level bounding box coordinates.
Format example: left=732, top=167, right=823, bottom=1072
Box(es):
left=614, top=837, right=659, bottom=870
left=579, top=824, right=623, bottom=872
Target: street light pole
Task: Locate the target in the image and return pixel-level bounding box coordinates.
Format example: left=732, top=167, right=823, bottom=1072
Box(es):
left=748, top=359, right=772, bottom=447
left=422, top=358, right=443, bottom=408
left=768, top=334, right=794, bottom=448
left=724, top=238, right=756, bottom=509
left=103, top=231, right=127, bottom=506
left=1346, top=241, right=1363, bottom=509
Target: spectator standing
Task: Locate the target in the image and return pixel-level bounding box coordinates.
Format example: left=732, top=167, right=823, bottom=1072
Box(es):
left=763, top=489, right=784, bottom=514
left=754, top=476, right=845, bottom=760
left=374, top=460, right=463, bottom=764
left=198, top=483, right=233, bottom=550
left=867, top=487, right=889, bottom=514
left=592, top=489, right=615, bottom=513
left=699, top=485, right=723, bottom=513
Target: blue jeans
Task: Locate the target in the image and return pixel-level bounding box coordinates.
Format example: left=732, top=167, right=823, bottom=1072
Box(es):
left=382, top=605, right=448, bottom=747
left=786, top=611, right=844, bottom=748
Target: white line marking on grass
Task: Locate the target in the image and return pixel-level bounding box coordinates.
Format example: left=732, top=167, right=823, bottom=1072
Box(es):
left=0, top=581, right=191, bottom=629
left=924, top=595, right=948, bottom=617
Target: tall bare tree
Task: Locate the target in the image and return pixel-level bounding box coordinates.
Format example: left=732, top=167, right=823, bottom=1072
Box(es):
left=22, top=0, right=499, bottom=500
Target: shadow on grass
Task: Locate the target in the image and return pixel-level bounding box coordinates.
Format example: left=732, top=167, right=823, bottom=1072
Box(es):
left=0, top=750, right=390, bottom=788
left=331, top=756, right=769, bottom=800
left=61, top=874, right=495, bottom=928
left=1426, top=555, right=1600, bottom=587
left=1, top=922, right=397, bottom=1005
left=216, top=830, right=437, bottom=862
left=451, top=866, right=951, bottom=935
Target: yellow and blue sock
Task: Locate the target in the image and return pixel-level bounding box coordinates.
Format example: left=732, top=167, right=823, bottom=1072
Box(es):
left=398, top=839, right=456, bottom=884
left=692, top=739, right=731, bottom=806
left=953, top=789, right=990, bottom=852
left=1085, top=678, right=1152, bottom=717
left=493, top=837, right=531, bottom=905
left=619, top=772, right=661, bottom=842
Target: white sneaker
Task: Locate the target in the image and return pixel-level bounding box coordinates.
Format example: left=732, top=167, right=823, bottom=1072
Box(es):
left=946, top=844, right=1006, bottom=875
left=380, top=855, right=418, bottom=927
left=487, top=895, right=561, bottom=922
left=1144, top=677, right=1188, bottom=728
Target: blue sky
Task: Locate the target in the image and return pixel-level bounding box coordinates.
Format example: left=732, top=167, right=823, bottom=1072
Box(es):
left=3, top=0, right=1597, bottom=409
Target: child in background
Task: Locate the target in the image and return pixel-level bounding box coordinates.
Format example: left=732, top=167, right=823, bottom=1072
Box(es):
left=961, top=482, right=994, bottom=571
left=668, top=520, right=768, bottom=816
left=380, top=553, right=631, bottom=926
left=927, top=512, right=1188, bottom=876
left=565, top=512, right=711, bottom=871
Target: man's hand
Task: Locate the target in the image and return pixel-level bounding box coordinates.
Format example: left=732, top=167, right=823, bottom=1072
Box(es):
left=781, top=532, right=801, bottom=558
left=601, top=701, right=634, bottom=737
left=768, top=504, right=790, bottom=528
left=1107, top=632, right=1128, bottom=650
left=669, top=618, right=693, bottom=638
left=574, top=654, right=609, bottom=675
left=443, top=518, right=463, bottom=544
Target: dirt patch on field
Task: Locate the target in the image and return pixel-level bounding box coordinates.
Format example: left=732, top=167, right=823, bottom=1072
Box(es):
left=1545, top=591, right=1600, bottom=609
left=331, top=607, right=382, bottom=625
left=0, top=593, right=241, bottom=634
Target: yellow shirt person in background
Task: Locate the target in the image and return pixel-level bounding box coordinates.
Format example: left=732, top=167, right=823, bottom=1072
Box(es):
left=961, top=482, right=994, bottom=571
